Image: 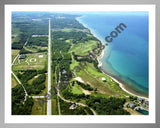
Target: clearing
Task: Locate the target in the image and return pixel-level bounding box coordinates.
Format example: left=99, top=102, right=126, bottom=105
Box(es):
left=12, top=53, right=47, bottom=71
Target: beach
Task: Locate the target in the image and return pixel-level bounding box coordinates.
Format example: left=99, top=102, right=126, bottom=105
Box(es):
left=76, top=16, right=148, bottom=100
left=96, top=43, right=148, bottom=100
left=100, top=67, right=148, bottom=100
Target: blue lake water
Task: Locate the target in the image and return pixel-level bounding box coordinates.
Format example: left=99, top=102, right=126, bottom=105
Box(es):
left=77, top=12, right=149, bottom=96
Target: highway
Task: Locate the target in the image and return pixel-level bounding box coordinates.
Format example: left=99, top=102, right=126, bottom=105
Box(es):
left=47, top=18, right=52, bottom=115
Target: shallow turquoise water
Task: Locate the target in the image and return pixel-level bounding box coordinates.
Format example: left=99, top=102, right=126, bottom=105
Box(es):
left=77, top=12, right=149, bottom=96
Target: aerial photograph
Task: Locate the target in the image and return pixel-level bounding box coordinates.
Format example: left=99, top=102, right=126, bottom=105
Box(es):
left=11, top=11, right=149, bottom=115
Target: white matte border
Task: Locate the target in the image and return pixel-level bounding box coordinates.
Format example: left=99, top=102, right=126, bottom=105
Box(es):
left=5, top=4, right=155, bottom=123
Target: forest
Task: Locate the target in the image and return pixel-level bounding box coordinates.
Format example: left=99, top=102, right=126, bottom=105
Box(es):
left=12, top=84, right=34, bottom=115
left=24, top=74, right=46, bottom=95
left=86, top=96, right=130, bottom=115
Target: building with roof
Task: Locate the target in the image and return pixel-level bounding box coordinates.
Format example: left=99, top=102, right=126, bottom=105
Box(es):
left=69, top=103, right=77, bottom=109
left=129, top=103, right=136, bottom=108
left=19, top=54, right=26, bottom=59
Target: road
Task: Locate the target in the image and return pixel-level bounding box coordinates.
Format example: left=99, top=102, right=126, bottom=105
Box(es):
left=11, top=54, right=19, bottom=66
left=57, top=64, right=61, bottom=115
left=29, top=96, right=45, bottom=98
left=47, top=18, right=52, bottom=115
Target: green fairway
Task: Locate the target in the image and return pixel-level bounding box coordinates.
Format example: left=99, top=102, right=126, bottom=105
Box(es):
left=69, top=40, right=98, bottom=56
left=70, top=61, right=79, bottom=70
left=71, top=83, right=83, bottom=94
left=71, top=61, right=130, bottom=97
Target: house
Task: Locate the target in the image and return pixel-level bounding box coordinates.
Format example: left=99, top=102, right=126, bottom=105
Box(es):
left=62, top=69, right=67, bottom=74
left=137, top=97, right=143, bottom=102
left=19, top=54, right=26, bottom=59
left=129, top=103, right=136, bottom=108
left=69, top=103, right=77, bottom=109
left=144, top=100, right=149, bottom=106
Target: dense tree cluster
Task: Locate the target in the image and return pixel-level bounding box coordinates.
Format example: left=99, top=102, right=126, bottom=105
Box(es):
left=52, top=39, right=71, bottom=52
left=86, top=96, right=130, bottom=115
left=16, top=70, right=46, bottom=94
left=12, top=33, right=28, bottom=49
left=53, top=31, right=87, bottom=42
left=84, top=107, right=94, bottom=115
left=17, top=70, right=37, bottom=83
left=51, top=18, right=85, bottom=29
left=52, top=50, right=62, bottom=61
left=12, top=85, right=34, bottom=115
left=12, top=84, right=25, bottom=103
left=59, top=98, right=87, bottom=115
left=76, top=81, right=93, bottom=91
left=37, top=67, right=47, bottom=74
left=27, top=37, right=48, bottom=47
left=60, top=60, right=72, bottom=80
left=12, top=13, right=49, bottom=50
left=72, top=52, right=102, bottom=73
left=13, top=20, right=48, bottom=35
left=62, top=52, right=72, bottom=60
left=24, top=74, right=46, bottom=95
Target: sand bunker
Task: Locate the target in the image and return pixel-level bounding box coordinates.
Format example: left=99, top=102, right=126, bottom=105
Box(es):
left=74, top=77, right=84, bottom=83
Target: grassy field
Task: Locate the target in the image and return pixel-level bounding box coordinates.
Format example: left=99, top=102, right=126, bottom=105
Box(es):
left=65, top=39, right=73, bottom=43
left=85, top=63, right=131, bottom=96
left=12, top=50, right=20, bottom=62
left=70, top=61, right=79, bottom=70
left=12, top=53, right=47, bottom=71
left=69, top=40, right=98, bottom=56
left=11, top=74, right=18, bottom=88
left=52, top=99, right=58, bottom=115
left=70, top=60, right=130, bottom=97
left=71, top=83, right=83, bottom=94
left=31, top=98, right=47, bottom=115
left=27, top=75, right=39, bottom=84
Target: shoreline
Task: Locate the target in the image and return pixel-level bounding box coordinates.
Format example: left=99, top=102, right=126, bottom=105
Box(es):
left=100, top=67, right=148, bottom=100
left=97, top=49, right=105, bottom=67
left=76, top=16, right=148, bottom=100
